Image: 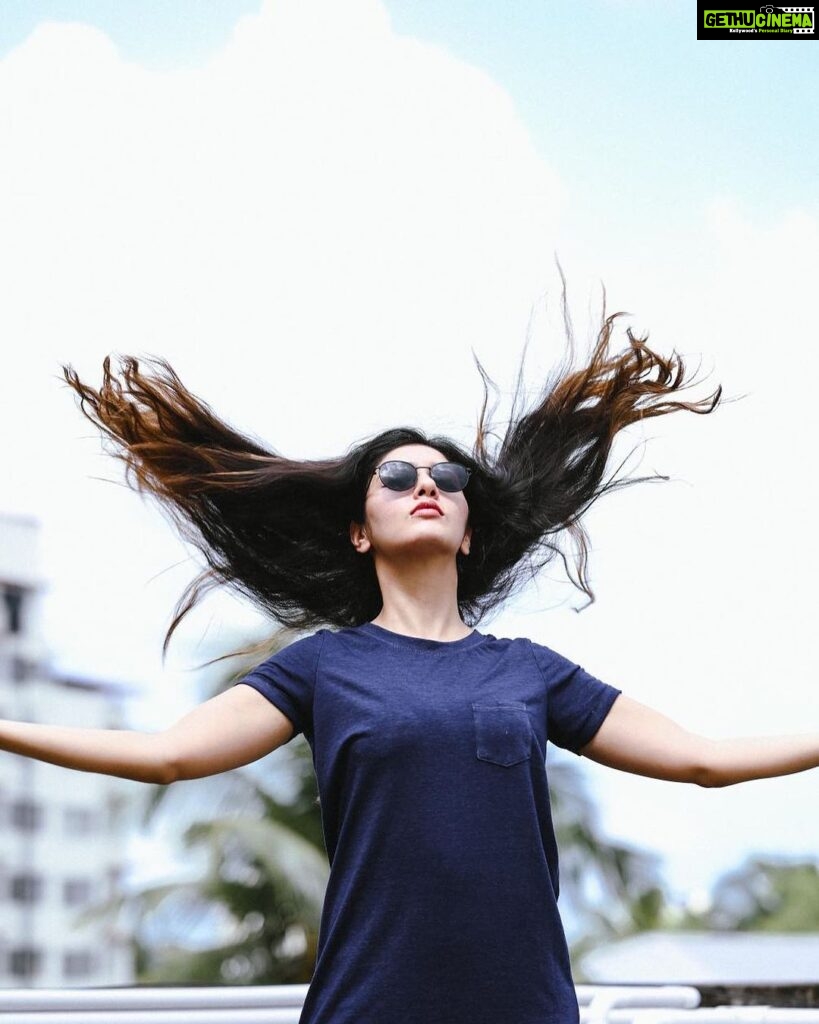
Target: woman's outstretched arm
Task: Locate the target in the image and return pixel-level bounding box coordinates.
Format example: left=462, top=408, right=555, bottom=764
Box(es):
left=0, top=685, right=295, bottom=785
left=580, top=694, right=819, bottom=788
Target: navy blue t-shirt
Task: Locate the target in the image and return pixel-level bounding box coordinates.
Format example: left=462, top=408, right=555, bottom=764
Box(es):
left=237, top=622, right=621, bottom=1024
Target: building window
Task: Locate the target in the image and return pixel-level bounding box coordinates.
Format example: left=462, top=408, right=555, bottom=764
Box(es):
left=10, top=874, right=43, bottom=904
left=8, top=947, right=41, bottom=980
left=3, top=585, right=25, bottom=635
left=64, top=806, right=99, bottom=836
left=10, top=656, right=33, bottom=682
left=63, top=949, right=95, bottom=979
left=11, top=799, right=43, bottom=832
left=63, top=878, right=93, bottom=907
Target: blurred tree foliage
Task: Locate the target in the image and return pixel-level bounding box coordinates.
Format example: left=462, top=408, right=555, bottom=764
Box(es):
left=680, top=857, right=819, bottom=932
left=82, top=628, right=327, bottom=984
left=550, top=756, right=669, bottom=972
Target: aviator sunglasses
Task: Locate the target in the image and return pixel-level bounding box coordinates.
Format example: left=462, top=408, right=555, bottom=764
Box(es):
left=371, top=460, right=472, bottom=493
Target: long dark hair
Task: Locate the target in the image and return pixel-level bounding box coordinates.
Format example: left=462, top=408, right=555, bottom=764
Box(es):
left=60, top=288, right=722, bottom=665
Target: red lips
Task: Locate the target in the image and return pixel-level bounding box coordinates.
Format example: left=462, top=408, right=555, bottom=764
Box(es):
left=411, top=501, right=443, bottom=516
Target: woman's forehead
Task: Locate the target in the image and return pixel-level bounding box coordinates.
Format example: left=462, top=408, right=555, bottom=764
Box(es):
left=379, top=444, right=448, bottom=465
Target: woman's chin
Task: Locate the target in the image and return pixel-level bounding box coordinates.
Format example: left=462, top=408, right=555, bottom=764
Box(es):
left=380, top=538, right=461, bottom=562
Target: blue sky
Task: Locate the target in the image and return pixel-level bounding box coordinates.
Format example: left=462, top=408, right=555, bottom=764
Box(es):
left=387, top=2, right=819, bottom=238
left=1, top=0, right=817, bottom=908
left=0, top=0, right=261, bottom=67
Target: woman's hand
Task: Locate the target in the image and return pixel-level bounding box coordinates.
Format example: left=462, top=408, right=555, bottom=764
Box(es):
left=580, top=694, right=819, bottom=787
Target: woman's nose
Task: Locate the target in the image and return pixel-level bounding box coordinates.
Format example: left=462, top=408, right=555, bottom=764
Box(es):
left=413, top=469, right=439, bottom=495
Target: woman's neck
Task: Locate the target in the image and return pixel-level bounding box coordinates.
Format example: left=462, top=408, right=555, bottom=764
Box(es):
left=370, top=556, right=470, bottom=642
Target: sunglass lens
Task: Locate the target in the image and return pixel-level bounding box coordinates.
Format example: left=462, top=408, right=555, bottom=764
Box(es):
left=431, top=463, right=470, bottom=492
left=378, top=461, right=417, bottom=491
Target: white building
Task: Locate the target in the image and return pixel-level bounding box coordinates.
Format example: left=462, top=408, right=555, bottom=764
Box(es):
left=0, top=513, right=134, bottom=987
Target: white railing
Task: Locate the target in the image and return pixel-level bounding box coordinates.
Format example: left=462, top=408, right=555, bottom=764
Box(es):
left=0, top=984, right=818, bottom=1023
left=579, top=984, right=700, bottom=1023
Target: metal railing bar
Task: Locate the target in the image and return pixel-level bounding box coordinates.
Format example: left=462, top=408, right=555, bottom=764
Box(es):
left=0, top=986, right=309, bottom=1010
left=0, top=1010, right=301, bottom=1024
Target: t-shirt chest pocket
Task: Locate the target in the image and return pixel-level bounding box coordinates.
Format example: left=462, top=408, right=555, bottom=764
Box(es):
left=472, top=701, right=533, bottom=767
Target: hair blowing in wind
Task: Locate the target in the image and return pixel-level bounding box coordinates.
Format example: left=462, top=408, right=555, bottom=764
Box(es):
left=60, top=287, right=722, bottom=664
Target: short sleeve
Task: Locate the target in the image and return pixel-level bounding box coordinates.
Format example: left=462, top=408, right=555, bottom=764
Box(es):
left=234, top=629, right=327, bottom=741
left=528, top=640, right=621, bottom=755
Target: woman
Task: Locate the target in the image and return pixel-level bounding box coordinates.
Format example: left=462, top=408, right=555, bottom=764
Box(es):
left=2, top=306, right=817, bottom=1024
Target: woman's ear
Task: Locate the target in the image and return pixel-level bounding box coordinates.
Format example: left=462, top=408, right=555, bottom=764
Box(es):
left=460, top=525, right=472, bottom=557
left=350, top=521, right=372, bottom=554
